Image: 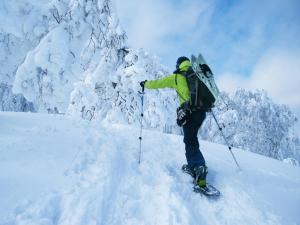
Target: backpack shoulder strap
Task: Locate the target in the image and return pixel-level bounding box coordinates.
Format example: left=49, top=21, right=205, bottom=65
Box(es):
left=173, top=69, right=189, bottom=103
left=173, top=69, right=181, bottom=86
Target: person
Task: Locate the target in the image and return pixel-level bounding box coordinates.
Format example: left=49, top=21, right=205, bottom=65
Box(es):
left=140, top=56, right=208, bottom=188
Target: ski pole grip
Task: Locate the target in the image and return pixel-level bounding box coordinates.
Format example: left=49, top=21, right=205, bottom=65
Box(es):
left=140, top=80, right=147, bottom=92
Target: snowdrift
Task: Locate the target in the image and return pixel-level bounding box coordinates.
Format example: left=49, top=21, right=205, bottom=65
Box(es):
left=0, top=112, right=300, bottom=225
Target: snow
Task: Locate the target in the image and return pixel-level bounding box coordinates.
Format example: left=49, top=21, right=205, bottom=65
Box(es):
left=1, top=0, right=298, bottom=163
left=0, top=0, right=300, bottom=223
left=1, top=112, right=300, bottom=225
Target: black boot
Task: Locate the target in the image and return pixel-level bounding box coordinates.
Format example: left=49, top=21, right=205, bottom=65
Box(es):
left=181, top=164, right=195, bottom=178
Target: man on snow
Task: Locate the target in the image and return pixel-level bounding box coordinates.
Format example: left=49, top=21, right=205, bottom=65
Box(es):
left=140, top=56, right=208, bottom=188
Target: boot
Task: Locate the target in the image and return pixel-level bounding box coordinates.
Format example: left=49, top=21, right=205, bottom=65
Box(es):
left=193, top=165, right=208, bottom=187
left=182, top=164, right=195, bottom=178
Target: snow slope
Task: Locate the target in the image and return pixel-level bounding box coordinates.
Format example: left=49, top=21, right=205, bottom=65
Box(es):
left=1, top=112, right=300, bottom=225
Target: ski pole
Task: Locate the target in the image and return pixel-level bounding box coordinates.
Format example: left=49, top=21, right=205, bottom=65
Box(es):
left=138, top=85, right=145, bottom=164
left=211, top=109, right=242, bottom=170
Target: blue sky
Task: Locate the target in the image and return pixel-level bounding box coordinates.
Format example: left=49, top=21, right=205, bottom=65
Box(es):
left=114, top=0, right=300, bottom=131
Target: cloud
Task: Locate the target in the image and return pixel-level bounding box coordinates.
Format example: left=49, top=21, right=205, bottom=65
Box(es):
left=218, top=49, right=300, bottom=107
left=217, top=49, right=300, bottom=132
left=249, top=50, right=300, bottom=108
left=217, top=72, right=248, bottom=93
left=114, top=0, right=300, bottom=72
left=114, top=0, right=212, bottom=65
left=199, top=0, right=300, bottom=74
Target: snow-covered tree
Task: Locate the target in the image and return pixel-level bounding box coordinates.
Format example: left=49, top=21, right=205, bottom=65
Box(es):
left=68, top=48, right=181, bottom=134
left=12, top=0, right=126, bottom=113
left=0, top=0, right=42, bottom=112
left=0, top=84, right=34, bottom=112
left=1, top=0, right=180, bottom=132
left=200, top=89, right=300, bottom=164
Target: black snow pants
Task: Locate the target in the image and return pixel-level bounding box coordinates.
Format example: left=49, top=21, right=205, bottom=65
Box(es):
left=182, top=109, right=206, bottom=169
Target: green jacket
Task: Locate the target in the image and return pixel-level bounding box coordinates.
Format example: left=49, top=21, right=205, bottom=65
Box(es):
left=145, top=60, right=191, bottom=106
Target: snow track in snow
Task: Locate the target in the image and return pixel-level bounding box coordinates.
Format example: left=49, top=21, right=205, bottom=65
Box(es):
left=1, top=112, right=300, bottom=225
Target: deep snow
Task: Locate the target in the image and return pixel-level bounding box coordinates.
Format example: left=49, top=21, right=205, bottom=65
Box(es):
left=0, top=112, right=300, bottom=225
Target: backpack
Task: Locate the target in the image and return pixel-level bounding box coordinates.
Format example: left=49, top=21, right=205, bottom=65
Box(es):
left=176, top=54, right=220, bottom=112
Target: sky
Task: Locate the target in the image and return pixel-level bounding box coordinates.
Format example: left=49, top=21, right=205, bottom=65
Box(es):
left=113, top=0, right=300, bottom=132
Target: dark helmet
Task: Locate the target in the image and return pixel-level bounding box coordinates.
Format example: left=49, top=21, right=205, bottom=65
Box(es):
left=176, top=56, right=190, bottom=69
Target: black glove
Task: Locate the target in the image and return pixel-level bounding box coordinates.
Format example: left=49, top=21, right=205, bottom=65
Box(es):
left=140, top=80, right=147, bottom=89
left=176, top=102, right=191, bottom=127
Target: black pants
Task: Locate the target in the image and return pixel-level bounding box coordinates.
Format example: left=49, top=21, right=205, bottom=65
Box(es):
left=182, top=110, right=206, bottom=169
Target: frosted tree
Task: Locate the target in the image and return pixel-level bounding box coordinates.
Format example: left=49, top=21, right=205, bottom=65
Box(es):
left=200, top=89, right=300, bottom=164
left=12, top=0, right=126, bottom=113
left=1, top=0, right=179, bottom=132
left=0, top=0, right=47, bottom=111
left=69, top=48, right=180, bottom=134
left=0, top=32, right=35, bottom=111
left=108, top=49, right=179, bottom=133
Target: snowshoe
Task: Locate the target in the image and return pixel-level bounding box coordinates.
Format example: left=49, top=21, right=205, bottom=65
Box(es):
left=193, top=184, right=220, bottom=197
left=182, top=164, right=220, bottom=197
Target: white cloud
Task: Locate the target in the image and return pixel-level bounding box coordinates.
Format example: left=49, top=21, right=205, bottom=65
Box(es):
left=114, top=0, right=300, bottom=73
left=218, top=50, right=300, bottom=108
left=218, top=49, right=300, bottom=133
left=217, top=72, right=248, bottom=94
left=248, top=50, right=300, bottom=109
left=114, top=0, right=211, bottom=63
left=250, top=50, right=300, bottom=133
